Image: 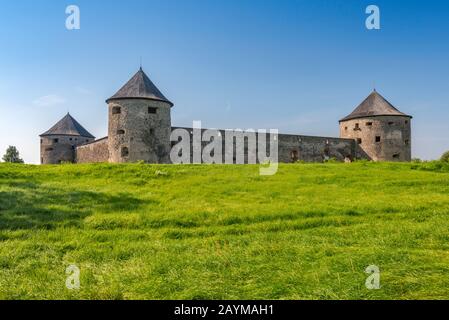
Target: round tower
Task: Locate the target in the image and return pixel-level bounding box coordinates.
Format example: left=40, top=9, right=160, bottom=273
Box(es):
left=106, top=68, right=173, bottom=163
left=40, top=113, right=95, bottom=164
left=340, top=90, right=412, bottom=162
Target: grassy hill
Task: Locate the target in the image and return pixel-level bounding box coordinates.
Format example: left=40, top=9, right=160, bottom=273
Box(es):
left=1, top=161, right=449, bottom=300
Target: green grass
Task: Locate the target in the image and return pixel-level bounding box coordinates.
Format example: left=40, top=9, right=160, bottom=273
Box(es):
left=1, top=161, right=449, bottom=300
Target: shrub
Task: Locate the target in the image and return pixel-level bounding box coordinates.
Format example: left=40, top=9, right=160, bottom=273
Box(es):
left=441, top=151, right=449, bottom=163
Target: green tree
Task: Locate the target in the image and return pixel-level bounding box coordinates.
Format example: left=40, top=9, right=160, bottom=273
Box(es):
left=2, top=146, right=24, bottom=163
left=441, top=151, right=449, bottom=163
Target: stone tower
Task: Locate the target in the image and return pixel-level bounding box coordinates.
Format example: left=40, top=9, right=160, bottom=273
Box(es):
left=106, top=68, right=173, bottom=163
left=40, top=113, right=95, bottom=164
left=339, top=90, right=412, bottom=162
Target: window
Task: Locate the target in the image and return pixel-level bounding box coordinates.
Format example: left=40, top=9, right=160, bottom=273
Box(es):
left=291, top=150, right=299, bottom=162
left=148, top=107, right=157, bottom=114
left=405, top=120, right=409, bottom=125
left=149, top=128, right=155, bottom=135
left=344, top=127, right=348, bottom=131
left=357, top=138, right=362, bottom=144
left=375, top=136, right=381, bottom=142
left=41, top=158, right=43, bottom=164
left=117, top=130, right=125, bottom=135
left=45, top=147, right=54, bottom=152
left=53, top=138, right=59, bottom=143
left=40, top=139, right=43, bottom=144
left=112, top=106, right=121, bottom=114
left=354, top=123, right=360, bottom=131
left=393, top=153, right=400, bottom=159
left=366, top=122, right=373, bottom=126
left=405, top=139, right=409, bottom=145
left=121, top=147, right=129, bottom=157
left=388, top=122, right=394, bottom=126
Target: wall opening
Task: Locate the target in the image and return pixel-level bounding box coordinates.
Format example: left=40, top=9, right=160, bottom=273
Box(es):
left=290, top=150, right=299, bottom=162
left=405, top=120, right=409, bottom=124
left=112, top=106, right=121, bottom=114
left=53, top=138, right=59, bottom=143
left=366, top=122, right=373, bottom=126
left=121, top=147, right=129, bottom=157
left=393, top=153, right=400, bottom=159
left=45, top=147, right=54, bottom=151
left=375, top=136, right=381, bottom=142
left=354, top=123, right=360, bottom=130
left=405, top=139, right=409, bottom=145
left=388, top=122, right=395, bottom=126
left=148, top=107, right=157, bottom=114
left=149, top=128, right=155, bottom=135
left=117, top=130, right=125, bottom=135
left=357, top=138, right=362, bottom=144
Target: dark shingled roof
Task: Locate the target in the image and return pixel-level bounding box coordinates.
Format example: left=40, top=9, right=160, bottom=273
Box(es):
left=40, top=113, right=95, bottom=138
left=340, top=90, right=412, bottom=122
left=106, top=68, right=173, bottom=106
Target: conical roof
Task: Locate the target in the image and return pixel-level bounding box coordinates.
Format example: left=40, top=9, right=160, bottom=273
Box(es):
left=106, top=68, right=173, bottom=106
left=40, top=113, right=95, bottom=138
left=340, top=90, right=412, bottom=122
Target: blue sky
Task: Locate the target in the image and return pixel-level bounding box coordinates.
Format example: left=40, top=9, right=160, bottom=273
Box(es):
left=0, top=0, right=448, bottom=163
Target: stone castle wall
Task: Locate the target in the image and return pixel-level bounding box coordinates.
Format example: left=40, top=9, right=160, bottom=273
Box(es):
left=76, top=137, right=109, bottom=163
left=171, top=127, right=358, bottom=163
left=340, top=115, right=411, bottom=161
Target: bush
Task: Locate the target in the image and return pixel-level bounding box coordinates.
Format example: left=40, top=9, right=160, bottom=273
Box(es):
left=441, top=151, right=449, bottom=163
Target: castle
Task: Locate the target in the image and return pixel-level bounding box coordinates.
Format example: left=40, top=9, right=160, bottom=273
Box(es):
left=40, top=68, right=412, bottom=164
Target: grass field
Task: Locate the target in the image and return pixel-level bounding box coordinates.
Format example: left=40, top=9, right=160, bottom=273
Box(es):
left=1, top=161, right=449, bottom=300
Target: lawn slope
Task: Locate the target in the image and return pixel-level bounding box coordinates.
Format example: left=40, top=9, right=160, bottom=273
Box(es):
left=1, top=162, right=449, bottom=299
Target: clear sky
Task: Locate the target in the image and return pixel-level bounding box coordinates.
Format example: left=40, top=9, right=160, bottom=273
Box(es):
left=1, top=0, right=448, bottom=163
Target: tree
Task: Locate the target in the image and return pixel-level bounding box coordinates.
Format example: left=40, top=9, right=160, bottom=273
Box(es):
left=441, top=151, right=449, bottom=163
left=2, top=146, right=24, bottom=163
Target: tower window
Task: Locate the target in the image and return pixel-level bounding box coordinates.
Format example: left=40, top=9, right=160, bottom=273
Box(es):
left=366, top=122, right=373, bottom=126
left=45, top=147, right=54, bottom=152
left=354, top=123, right=360, bottom=130
left=149, top=128, right=155, bottom=135
left=405, top=120, right=409, bottom=124
left=375, top=136, right=381, bottom=142
left=53, top=138, right=59, bottom=143
left=405, top=139, right=409, bottom=145
left=117, top=130, right=125, bottom=135
left=112, top=106, right=121, bottom=114
left=357, top=138, right=362, bottom=144
left=148, top=107, right=157, bottom=114
left=40, top=139, right=43, bottom=144
left=388, top=122, right=395, bottom=125
left=121, top=147, right=129, bottom=157
left=344, top=127, right=348, bottom=131
left=393, top=153, right=400, bottom=159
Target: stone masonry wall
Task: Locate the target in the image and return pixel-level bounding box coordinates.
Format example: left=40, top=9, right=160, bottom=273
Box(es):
left=76, top=137, right=109, bottom=163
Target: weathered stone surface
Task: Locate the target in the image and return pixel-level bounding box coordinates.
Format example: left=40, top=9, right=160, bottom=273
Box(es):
left=76, top=137, right=109, bottom=163
left=40, top=135, right=94, bottom=164
left=339, top=115, right=411, bottom=161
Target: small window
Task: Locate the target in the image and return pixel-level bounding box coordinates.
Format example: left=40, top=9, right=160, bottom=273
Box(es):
left=291, top=150, right=299, bottom=162
left=375, top=136, right=381, bottom=142
left=405, top=139, right=409, bottom=145
left=112, top=106, right=121, bottom=114
left=53, top=138, right=59, bottom=143
left=149, top=128, right=155, bottom=135
left=69, top=138, right=73, bottom=141
left=117, top=130, right=125, bottom=135
left=41, top=157, right=43, bottom=164
left=354, top=123, right=360, bottom=130
left=121, top=147, right=129, bottom=157
left=393, top=153, right=400, bottom=159
left=40, top=139, right=43, bottom=144
left=45, top=147, right=54, bottom=152
left=366, top=122, right=373, bottom=126
left=405, top=120, right=409, bottom=124
left=357, top=138, right=362, bottom=144
left=345, top=127, right=348, bottom=131
left=388, top=122, right=394, bottom=126
left=148, top=107, right=157, bottom=114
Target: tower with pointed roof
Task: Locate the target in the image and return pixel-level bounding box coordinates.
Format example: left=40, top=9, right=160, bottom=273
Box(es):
left=340, top=90, right=412, bottom=161
left=106, top=68, right=173, bottom=163
left=40, top=113, right=95, bottom=164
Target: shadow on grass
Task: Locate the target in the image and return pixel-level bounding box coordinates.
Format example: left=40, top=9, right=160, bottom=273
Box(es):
left=0, top=181, right=150, bottom=230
